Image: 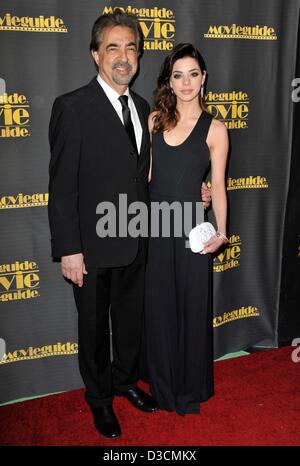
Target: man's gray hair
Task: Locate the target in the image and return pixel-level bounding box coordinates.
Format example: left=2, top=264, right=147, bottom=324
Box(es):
left=90, top=8, right=144, bottom=56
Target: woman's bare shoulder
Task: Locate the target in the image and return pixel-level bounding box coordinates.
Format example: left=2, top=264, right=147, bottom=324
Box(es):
left=209, top=115, right=227, bottom=131
left=207, top=115, right=228, bottom=146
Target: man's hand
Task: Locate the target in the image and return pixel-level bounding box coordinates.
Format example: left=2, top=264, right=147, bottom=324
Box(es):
left=201, top=182, right=211, bottom=209
left=61, top=253, right=88, bottom=287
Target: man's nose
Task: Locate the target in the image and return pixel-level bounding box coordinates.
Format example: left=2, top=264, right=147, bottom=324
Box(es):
left=118, top=48, right=128, bottom=62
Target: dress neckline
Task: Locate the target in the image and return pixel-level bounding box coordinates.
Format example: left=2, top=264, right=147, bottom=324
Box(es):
left=162, top=110, right=205, bottom=148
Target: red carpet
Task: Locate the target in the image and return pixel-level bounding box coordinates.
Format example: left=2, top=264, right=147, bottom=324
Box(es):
left=0, top=346, right=299, bottom=446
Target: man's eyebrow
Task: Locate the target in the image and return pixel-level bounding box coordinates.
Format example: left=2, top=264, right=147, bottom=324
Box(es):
left=106, top=42, right=118, bottom=49
left=106, top=41, right=137, bottom=49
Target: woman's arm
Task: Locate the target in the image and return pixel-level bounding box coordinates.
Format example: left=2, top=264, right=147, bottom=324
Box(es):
left=202, top=118, right=229, bottom=253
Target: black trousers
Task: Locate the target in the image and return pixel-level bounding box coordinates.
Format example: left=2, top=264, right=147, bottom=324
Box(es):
left=73, top=241, right=146, bottom=408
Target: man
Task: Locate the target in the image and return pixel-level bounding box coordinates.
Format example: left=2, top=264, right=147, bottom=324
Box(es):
left=48, top=10, right=158, bottom=439
left=48, top=10, right=211, bottom=439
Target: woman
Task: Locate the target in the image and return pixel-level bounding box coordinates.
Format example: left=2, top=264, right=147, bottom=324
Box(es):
left=144, top=43, right=229, bottom=415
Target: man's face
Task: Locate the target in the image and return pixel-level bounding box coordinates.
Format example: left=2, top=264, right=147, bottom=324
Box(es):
left=92, top=25, right=138, bottom=93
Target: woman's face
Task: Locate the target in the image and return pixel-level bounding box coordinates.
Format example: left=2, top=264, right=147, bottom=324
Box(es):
left=169, top=56, right=205, bottom=103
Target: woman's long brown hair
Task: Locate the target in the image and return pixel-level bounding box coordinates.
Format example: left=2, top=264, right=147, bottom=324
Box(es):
left=152, top=43, right=208, bottom=133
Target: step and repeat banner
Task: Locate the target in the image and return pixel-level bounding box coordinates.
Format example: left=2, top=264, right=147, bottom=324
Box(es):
left=1, top=0, right=300, bottom=404
left=278, top=14, right=300, bottom=346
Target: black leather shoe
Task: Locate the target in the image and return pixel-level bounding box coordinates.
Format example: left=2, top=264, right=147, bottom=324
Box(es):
left=115, top=387, right=160, bottom=413
left=91, top=405, right=121, bottom=439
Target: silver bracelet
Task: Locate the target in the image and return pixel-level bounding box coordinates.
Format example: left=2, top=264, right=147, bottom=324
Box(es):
left=216, top=231, right=229, bottom=243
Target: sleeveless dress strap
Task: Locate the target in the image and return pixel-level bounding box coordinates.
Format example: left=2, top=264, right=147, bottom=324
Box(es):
left=199, top=111, right=213, bottom=142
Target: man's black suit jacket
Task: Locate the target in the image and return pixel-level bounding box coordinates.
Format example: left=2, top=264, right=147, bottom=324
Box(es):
left=48, top=77, right=151, bottom=267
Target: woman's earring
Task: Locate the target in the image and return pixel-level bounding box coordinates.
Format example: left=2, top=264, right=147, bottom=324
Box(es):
left=200, top=84, right=204, bottom=98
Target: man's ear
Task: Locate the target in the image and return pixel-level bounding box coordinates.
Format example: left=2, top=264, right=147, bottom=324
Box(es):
left=91, top=50, right=99, bottom=66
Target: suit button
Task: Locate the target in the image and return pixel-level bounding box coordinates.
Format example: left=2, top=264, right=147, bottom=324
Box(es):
left=133, top=177, right=137, bottom=183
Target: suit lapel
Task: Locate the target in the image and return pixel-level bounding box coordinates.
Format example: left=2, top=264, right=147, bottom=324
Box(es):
left=86, top=78, right=137, bottom=158
left=130, top=91, right=148, bottom=159
left=86, top=77, right=123, bottom=129
left=86, top=78, right=148, bottom=163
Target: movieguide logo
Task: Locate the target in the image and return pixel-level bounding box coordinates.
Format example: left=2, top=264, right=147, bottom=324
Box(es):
left=206, top=91, right=249, bottom=130
left=0, top=13, right=68, bottom=32
left=213, top=234, right=241, bottom=272
left=103, top=5, right=175, bottom=50
left=0, top=192, right=48, bottom=209
left=0, top=261, right=40, bottom=302
left=0, top=342, right=78, bottom=365
left=213, top=306, right=260, bottom=327
left=227, top=176, right=268, bottom=190
left=204, top=23, right=277, bottom=40
left=207, top=176, right=269, bottom=191
left=0, top=91, right=30, bottom=138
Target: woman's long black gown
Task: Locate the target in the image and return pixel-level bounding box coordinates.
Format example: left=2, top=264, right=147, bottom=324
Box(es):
left=144, top=111, right=215, bottom=415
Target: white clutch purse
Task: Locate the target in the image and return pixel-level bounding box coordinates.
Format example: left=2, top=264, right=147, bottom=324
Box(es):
left=189, top=222, right=216, bottom=253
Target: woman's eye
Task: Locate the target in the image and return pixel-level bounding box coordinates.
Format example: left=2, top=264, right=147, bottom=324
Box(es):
left=173, top=74, right=181, bottom=79
left=191, top=72, right=200, bottom=77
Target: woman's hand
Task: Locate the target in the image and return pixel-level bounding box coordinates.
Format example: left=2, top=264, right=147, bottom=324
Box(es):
left=201, top=234, right=226, bottom=254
